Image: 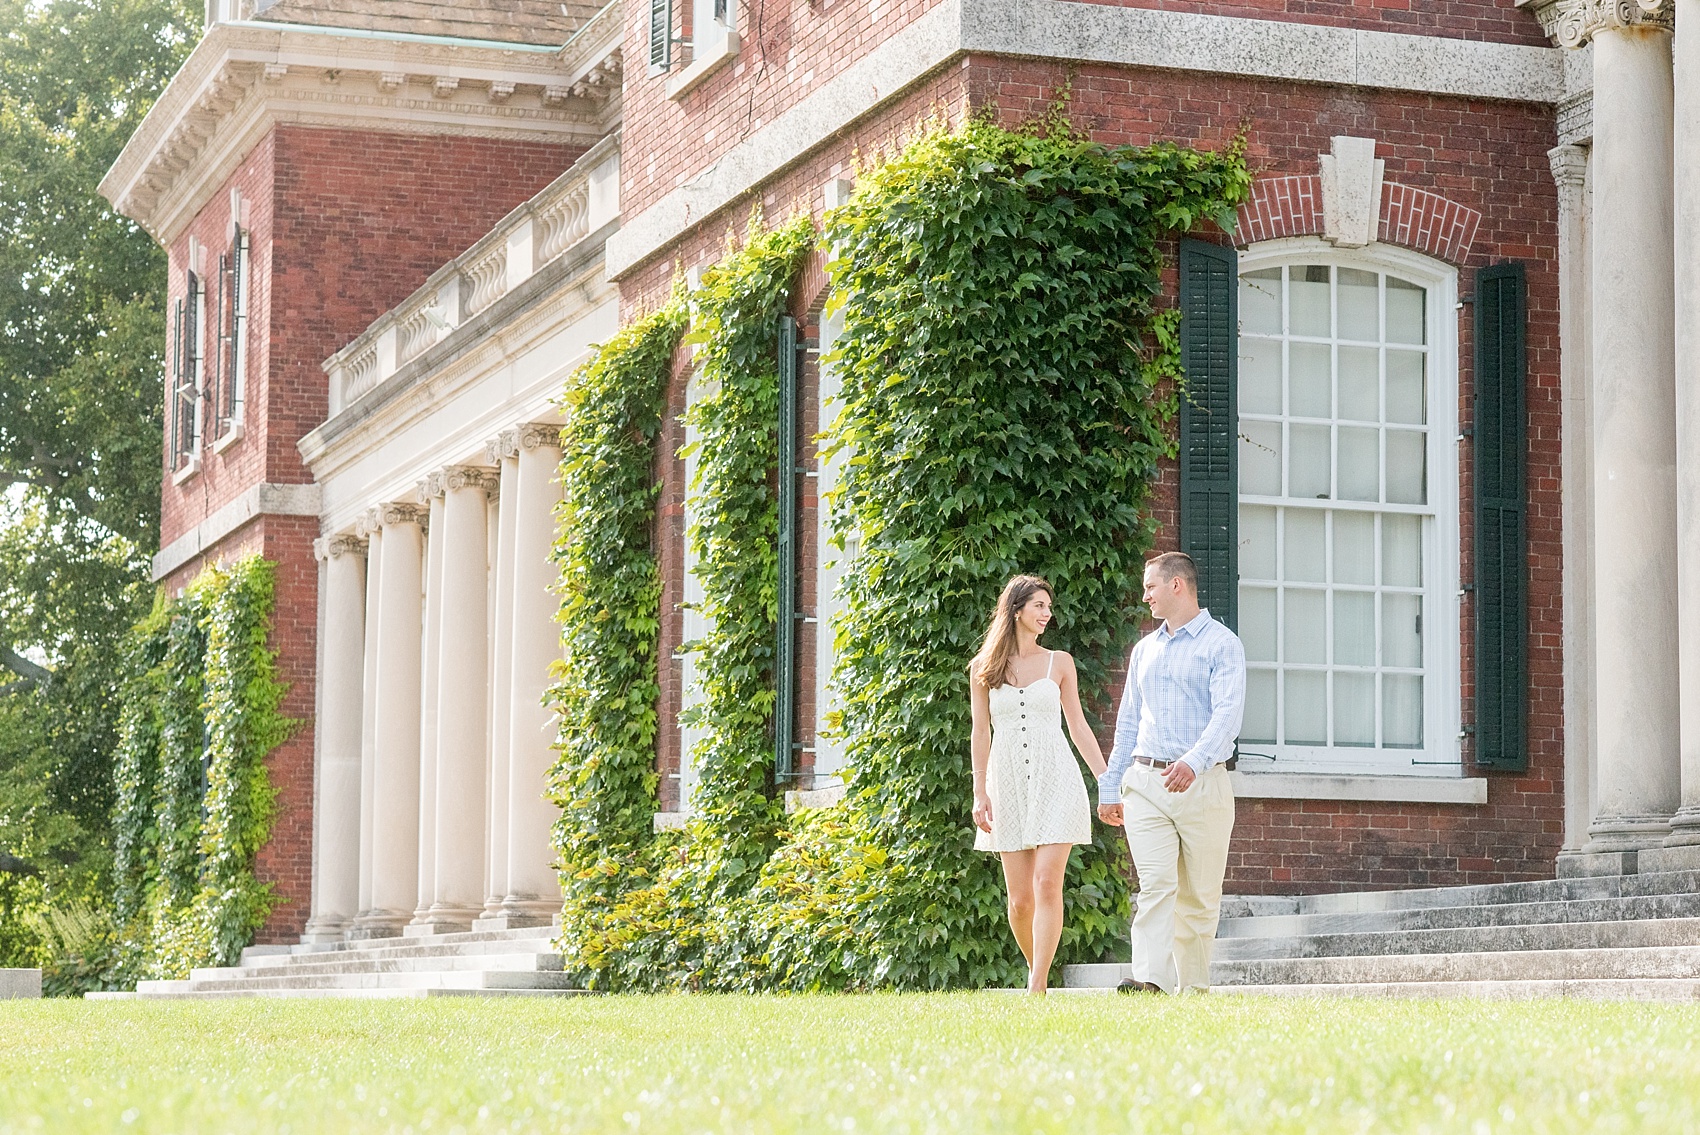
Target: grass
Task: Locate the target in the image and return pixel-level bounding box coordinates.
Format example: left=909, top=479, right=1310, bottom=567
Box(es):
left=1, top=994, right=1698, bottom=1133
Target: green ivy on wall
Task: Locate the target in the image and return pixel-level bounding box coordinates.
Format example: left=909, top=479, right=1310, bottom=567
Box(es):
left=550, top=111, right=1248, bottom=991
left=548, top=287, right=688, bottom=970
left=110, top=555, right=290, bottom=980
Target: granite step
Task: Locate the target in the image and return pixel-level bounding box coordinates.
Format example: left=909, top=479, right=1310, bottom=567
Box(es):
left=239, top=934, right=560, bottom=969
left=1280, top=869, right=1700, bottom=916
left=1217, top=892, right=1700, bottom=940
left=1212, top=916, right=1700, bottom=962
left=141, top=968, right=581, bottom=994
left=1217, top=979, right=1700, bottom=1002
left=89, top=986, right=591, bottom=1000
left=189, top=951, right=565, bottom=982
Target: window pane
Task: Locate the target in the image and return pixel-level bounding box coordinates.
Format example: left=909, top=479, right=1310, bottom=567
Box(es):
left=1386, top=350, right=1426, bottom=424
left=1240, top=505, right=1277, bottom=579
left=1383, top=674, right=1424, bottom=748
left=1290, top=343, right=1332, bottom=418
left=1241, top=337, right=1282, bottom=415
left=1334, top=511, right=1375, bottom=584
left=1338, top=346, right=1379, bottom=422
left=1284, top=508, right=1326, bottom=582
left=1383, top=592, right=1423, bottom=667
left=1382, top=513, right=1423, bottom=586
left=1240, top=586, right=1277, bottom=662
left=1284, top=588, right=1326, bottom=663
left=1244, top=669, right=1277, bottom=743
left=1240, top=420, right=1282, bottom=495
left=1332, top=590, right=1375, bottom=666
left=1386, top=429, right=1427, bottom=504
left=1337, top=268, right=1379, bottom=341
left=1291, top=265, right=1331, bottom=337
left=1290, top=423, right=1331, bottom=499
left=1387, top=276, right=1425, bottom=344
left=1333, top=672, right=1376, bottom=746
left=1338, top=427, right=1380, bottom=502
left=1240, top=268, right=1282, bottom=335
left=1284, top=670, right=1327, bottom=744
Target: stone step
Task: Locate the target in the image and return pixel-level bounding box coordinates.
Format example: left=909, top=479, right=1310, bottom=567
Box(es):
left=257, top=924, right=559, bottom=962
left=90, top=986, right=591, bottom=1000
left=1276, top=869, right=1700, bottom=917
left=1213, top=916, right=1700, bottom=961
left=240, top=935, right=560, bottom=970
left=1068, top=944, right=1700, bottom=989
left=169, top=968, right=582, bottom=994
left=1218, top=892, right=1700, bottom=940
left=1217, top=979, right=1700, bottom=1002
left=190, top=952, right=564, bottom=982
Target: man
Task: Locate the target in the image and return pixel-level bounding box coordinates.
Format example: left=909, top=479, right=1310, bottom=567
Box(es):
left=1097, top=551, right=1245, bottom=994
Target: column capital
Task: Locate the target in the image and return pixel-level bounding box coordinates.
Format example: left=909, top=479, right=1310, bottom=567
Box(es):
left=1550, top=0, right=1673, bottom=48
left=443, top=464, right=500, bottom=498
left=314, top=533, right=368, bottom=561
left=378, top=501, right=428, bottom=528
left=485, top=428, right=520, bottom=463
left=516, top=422, right=563, bottom=451
left=1548, top=143, right=1590, bottom=191
left=417, top=471, right=446, bottom=503
left=356, top=507, right=383, bottom=539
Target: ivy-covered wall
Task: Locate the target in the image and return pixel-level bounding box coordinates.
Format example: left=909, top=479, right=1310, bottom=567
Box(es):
left=108, top=555, right=291, bottom=983
left=549, top=113, right=1248, bottom=990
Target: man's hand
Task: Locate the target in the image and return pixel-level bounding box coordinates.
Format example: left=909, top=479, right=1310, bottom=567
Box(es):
left=1097, top=803, right=1123, bottom=826
left=1162, top=761, right=1197, bottom=793
left=973, top=793, right=994, bottom=833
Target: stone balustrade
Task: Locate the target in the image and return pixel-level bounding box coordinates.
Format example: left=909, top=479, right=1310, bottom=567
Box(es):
left=324, top=135, right=620, bottom=415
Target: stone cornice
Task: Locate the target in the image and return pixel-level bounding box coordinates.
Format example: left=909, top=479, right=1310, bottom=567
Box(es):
left=1550, top=0, right=1673, bottom=47
left=100, top=19, right=622, bottom=244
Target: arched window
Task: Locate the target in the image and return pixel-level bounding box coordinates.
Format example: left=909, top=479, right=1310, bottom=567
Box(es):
left=1234, top=243, right=1460, bottom=775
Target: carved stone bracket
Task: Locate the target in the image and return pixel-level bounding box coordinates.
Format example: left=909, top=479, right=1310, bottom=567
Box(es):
left=517, top=422, right=563, bottom=451
left=1549, top=143, right=1590, bottom=191
left=1552, top=0, right=1674, bottom=48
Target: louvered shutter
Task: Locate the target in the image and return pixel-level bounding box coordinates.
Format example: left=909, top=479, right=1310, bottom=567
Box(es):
left=648, top=0, right=672, bottom=70
left=1178, top=239, right=1239, bottom=630
left=1474, top=263, right=1528, bottom=771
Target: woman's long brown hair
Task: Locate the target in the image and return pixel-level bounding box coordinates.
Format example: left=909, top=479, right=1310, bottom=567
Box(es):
left=968, top=574, right=1053, bottom=690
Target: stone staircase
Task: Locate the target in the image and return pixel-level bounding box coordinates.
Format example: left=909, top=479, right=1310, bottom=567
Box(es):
left=87, top=925, right=590, bottom=999
left=1064, top=867, right=1700, bottom=1000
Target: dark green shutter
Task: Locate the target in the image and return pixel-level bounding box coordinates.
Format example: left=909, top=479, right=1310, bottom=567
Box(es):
left=775, top=315, right=799, bottom=781
left=1178, top=239, right=1239, bottom=630
left=648, top=0, right=672, bottom=69
left=1474, top=263, right=1528, bottom=771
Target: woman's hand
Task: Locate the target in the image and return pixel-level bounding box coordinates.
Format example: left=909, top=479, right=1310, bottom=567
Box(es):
left=973, top=792, right=994, bottom=833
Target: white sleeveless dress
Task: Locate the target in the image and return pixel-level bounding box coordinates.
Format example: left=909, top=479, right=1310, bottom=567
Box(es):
left=975, top=652, right=1093, bottom=852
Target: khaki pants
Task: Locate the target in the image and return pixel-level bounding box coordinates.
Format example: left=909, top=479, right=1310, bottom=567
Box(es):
left=1120, top=763, right=1235, bottom=993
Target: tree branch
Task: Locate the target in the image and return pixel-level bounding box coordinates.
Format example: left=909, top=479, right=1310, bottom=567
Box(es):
left=0, top=644, right=52, bottom=690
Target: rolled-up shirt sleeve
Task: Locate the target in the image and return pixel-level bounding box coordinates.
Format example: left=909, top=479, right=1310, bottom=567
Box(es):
left=1179, top=632, right=1246, bottom=775
left=1098, top=644, right=1143, bottom=803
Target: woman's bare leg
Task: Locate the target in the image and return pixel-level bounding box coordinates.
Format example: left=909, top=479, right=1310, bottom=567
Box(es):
left=1027, top=843, right=1073, bottom=994
left=999, top=850, right=1037, bottom=974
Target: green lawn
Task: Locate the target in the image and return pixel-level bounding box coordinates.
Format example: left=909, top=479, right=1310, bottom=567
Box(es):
left=1, top=994, right=1697, bottom=1133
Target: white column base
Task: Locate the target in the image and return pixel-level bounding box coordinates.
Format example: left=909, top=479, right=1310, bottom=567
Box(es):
left=347, top=909, right=410, bottom=940
left=299, top=916, right=352, bottom=945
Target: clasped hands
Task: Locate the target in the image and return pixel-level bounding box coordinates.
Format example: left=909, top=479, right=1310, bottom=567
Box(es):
left=1096, top=760, right=1197, bottom=825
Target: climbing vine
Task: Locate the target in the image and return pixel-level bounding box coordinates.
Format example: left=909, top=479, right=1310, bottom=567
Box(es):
left=551, top=111, right=1248, bottom=991
left=110, top=556, right=290, bottom=979
left=548, top=288, right=688, bottom=960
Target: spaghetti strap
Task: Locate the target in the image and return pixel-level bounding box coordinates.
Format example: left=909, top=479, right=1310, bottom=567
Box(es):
left=1045, top=650, right=1055, bottom=679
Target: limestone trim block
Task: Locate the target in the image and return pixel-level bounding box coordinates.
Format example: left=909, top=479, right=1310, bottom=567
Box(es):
left=1319, top=136, right=1386, bottom=250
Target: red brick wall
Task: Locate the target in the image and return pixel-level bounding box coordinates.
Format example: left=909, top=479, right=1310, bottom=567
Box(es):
left=1073, top=0, right=1550, bottom=46
left=157, top=124, right=587, bottom=939
left=638, top=50, right=1567, bottom=889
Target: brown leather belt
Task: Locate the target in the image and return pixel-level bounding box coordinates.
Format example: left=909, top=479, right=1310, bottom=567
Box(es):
left=1131, top=756, right=1173, bottom=769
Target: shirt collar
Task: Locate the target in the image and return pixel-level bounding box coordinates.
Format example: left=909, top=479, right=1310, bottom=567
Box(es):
left=1158, top=608, right=1213, bottom=641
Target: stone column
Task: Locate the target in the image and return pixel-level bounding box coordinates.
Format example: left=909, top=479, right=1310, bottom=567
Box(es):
left=356, top=511, right=382, bottom=920
left=352, top=502, right=426, bottom=937
left=409, top=478, right=446, bottom=933
left=303, top=534, right=365, bottom=942
left=1566, top=5, right=1682, bottom=862
left=423, top=466, right=497, bottom=931
left=502, top=422, right=564, bottom=925
left=1659, top=0, right=1700, bottom=862
left=1549, top=143, right=1598, bottom=858
left=479, top=432, right=520, bottom=925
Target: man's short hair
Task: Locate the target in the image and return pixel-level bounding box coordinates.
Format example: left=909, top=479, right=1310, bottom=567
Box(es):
left=1146, top=551, right=1199, bottom=592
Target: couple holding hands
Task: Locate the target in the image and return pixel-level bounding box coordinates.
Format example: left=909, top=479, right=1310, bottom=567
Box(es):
left=969, top=552, right=1247, bottom=996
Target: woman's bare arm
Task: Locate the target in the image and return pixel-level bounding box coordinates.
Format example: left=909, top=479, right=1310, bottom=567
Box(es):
left=1055, top=653, right=1107, bottom=777
left=971, top=677, right=994, bottom=832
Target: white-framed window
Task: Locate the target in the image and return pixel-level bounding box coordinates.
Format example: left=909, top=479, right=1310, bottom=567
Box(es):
left=170, top=263, right=204, bottom=475
left=1235, top=241, right=1460, bottom=776
left=675, top=370, right=714, bottom=813
left=214, top=223, right=250, bottom=441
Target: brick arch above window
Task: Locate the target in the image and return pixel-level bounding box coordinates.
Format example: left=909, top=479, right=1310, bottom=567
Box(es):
left=1235, top=176, right=1483, bottom=268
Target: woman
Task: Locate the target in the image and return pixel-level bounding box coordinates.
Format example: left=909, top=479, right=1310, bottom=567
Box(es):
left=969, top=574, right=1108, bottom=995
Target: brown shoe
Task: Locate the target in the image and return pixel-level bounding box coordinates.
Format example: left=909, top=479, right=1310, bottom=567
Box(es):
left=1116, top=978, right=1164, bottom=994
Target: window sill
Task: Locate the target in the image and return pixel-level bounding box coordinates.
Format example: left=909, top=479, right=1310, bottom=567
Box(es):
left=213, top=423, right=244, bottom=453
left=653, top=811, right=688, bottom=832
left=783, top=783, right=847, bottom=813
left=1229, top=771, right=1487, bottom=804
left=171, top=457, right=201, bottom=486
left=666, top=32, right=739, bottom=100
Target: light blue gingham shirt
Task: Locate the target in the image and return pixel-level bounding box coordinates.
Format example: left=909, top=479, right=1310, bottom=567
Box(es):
left=1098, top=608, right=1247, bottom=801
